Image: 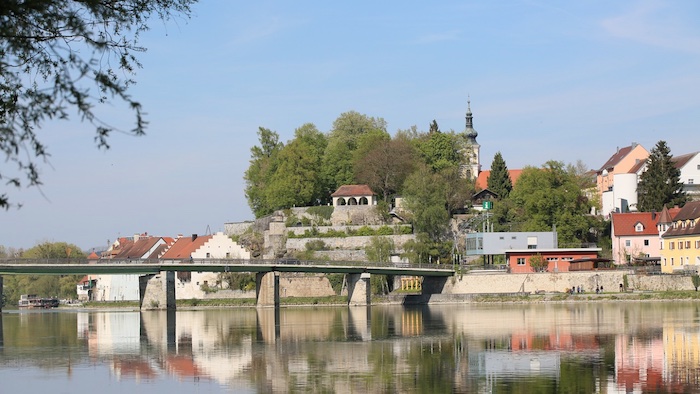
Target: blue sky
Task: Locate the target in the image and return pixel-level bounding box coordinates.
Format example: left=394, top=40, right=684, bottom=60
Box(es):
left=2, top=0, right=699, bottom=251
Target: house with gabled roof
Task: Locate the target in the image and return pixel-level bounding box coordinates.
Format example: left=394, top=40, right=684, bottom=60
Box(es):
left=597, top=143, right=649, bottom=216
left=610, top=206, right=682, bottom=267
left=661, top=201, right=700, bottom=273
left=673, top=151, right=700, bottom=200
left=93, top=233, right=175, bottom=301
left=161, top=232, right=251, bottom=299
left=611, top=212, right=662, bottom=265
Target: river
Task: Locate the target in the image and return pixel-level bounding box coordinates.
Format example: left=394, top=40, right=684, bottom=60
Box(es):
left=0, top=302, right=698, bottom=393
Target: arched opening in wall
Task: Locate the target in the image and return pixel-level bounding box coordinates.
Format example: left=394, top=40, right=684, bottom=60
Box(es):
left=359, top=197, right=369, bottom=205
left=337, top=198, right=347, bottom=206
left=348, top=197, right=358, bottom=205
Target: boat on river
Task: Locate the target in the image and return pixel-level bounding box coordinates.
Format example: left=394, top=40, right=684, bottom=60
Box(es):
left=18, top=294, right=59, bottom=309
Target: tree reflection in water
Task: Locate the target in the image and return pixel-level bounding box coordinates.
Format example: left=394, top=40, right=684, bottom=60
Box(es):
left=0, top=303, right=698, bottom=393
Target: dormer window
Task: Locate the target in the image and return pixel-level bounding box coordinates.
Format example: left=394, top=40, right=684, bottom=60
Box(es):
left=635, top=222, right=644, bottom=232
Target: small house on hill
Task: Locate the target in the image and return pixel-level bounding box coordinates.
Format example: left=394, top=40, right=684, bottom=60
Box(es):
left=331, top=185, right=377, bottom=207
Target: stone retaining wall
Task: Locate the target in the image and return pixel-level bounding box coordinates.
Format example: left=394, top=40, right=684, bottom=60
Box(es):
left=443, top=271, right=696, bottom=294
left=286, top=234, right=415, bottom=252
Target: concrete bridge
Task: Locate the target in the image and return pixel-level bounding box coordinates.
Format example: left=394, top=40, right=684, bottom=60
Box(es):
left=0, top=259, right=455, bottom=310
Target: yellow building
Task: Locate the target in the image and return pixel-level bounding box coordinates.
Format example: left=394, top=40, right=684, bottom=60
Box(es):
left=660, top=201, right=700, bottom=273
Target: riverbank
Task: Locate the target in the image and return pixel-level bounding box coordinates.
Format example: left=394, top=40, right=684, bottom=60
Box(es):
left=67, top=290, right=700, bottom=310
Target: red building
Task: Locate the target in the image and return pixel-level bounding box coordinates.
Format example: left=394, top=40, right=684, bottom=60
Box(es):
left=506, top=248, right=602, bottom=273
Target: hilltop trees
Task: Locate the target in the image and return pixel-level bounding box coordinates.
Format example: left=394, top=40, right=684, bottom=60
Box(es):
left=637, top=140, right=687, bottom=212
left=321, top=111, right=388, bottom=195
left=507, top=161, right=599, bottom=247
left=0, top=0, right=198, bottom=209
left=244, top=128, right=283, bottom=218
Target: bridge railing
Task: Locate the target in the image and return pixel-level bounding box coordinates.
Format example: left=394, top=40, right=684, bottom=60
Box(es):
left=0, top=258, right=453, bottom=271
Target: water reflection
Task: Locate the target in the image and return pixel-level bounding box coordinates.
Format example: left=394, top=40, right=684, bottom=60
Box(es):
left=1, top=303, right=700, bottom=393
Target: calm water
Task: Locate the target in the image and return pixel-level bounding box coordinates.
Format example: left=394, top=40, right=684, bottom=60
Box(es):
left=1, top=302, right=699, bottom=393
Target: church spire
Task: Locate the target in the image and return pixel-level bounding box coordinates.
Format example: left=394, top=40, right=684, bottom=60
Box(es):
left=464, top=97, right=478, bottom=144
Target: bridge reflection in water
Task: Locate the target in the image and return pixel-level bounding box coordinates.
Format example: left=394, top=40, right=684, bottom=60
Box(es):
left=1, top=303, right=700, bottom=392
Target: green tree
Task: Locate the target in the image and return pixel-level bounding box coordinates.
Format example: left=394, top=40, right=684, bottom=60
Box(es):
left=529, top=254, right=548, bottom=272
left=3, top=241, right=86, bottom=304
left=402, top=165, right=450, bottom=242
left=264, top=124, right=327, bottom=210
left=322, top=111, right=387, bottom=194
left=637, top=140, right=687, bottom=212
left=354, top=137, right=417, bottom=202
left=0, top=0, right=197, bottom=208
left=244, top=127, right=283, bottom=217
left=486, top=152, right=513, bottom=199
left=365, top=236, right=395, bottom=263
left=509, top=161, right=597, bottom=247
left=414, top=131, right=465, bottom=173
left=692, top=275, right=700, bottom=291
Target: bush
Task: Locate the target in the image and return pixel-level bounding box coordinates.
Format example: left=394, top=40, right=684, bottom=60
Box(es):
left=376, top=225, right=394, bottom=235
left=305, top=240, right=327, bottom=251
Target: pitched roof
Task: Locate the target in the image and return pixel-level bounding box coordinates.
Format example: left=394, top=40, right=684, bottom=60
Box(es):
left=331, top=184, right=375, bottom=197
left=611, top=212, right=660, bottom=236
left=160, top=234, right=212, bottom=259
left=672, top=151, right=699, bottom=169
left=657, top=205, right=681, bottom=224
left=598, top=145, right=635, bottom=172
left=110, top=236, right=165, bottom=259
left=663, top=201, right=700, bottom=238
left=475, top=169, right=523, bottom=190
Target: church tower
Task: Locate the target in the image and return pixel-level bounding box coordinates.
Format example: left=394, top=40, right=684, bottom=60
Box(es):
left=462, top=98, right=480, bottom=180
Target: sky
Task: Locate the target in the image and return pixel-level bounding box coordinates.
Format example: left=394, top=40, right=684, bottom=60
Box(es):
left=2, top=0, right=699, bottom=252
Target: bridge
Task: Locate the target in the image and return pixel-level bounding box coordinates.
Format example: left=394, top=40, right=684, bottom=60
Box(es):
left=0, top=259, right=455, bottom=310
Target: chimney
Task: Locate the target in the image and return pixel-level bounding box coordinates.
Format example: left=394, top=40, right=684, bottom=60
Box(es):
left=133, top=233, right=139, bottom=242
left=192, top=234, right=197, bottom=241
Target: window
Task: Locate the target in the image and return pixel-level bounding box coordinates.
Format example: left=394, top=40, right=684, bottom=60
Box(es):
left=671, top=258, right=674, bottom=266
left=499, top=236, right=504, bottom=240
left=517, top=258, right=526, bottom=265
left=670, top=242, right=675, bottom=250
left=546, top=257, right=558, bottom=262
left=690, top=179, right=694, bottom=185
left=644, top=239, right=649, bottom=246
left=686, top=241, right=691, bottom=249
left=680, top=242, right=684, bottom=250
left=226, top=252, right=231, bottom=258
left=635, top=223, right=644, bottom=232
left=625, top=240, right=631, bottom=247
left=696, top=240, right=700, bottom=249
left=206, top=252, right=211, bottom=258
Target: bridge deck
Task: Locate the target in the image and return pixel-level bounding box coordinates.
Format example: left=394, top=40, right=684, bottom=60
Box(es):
left=0, top=259, right=455, bottom=277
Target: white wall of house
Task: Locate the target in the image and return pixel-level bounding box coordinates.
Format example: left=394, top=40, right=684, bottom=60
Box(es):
left=177, top=232, right=250, bottom=299
left=679, top=153, right=700, bottom=198
left=602, top=173, right=638, bottom=217
left=94, top=274, right=141, bottom=301
left=191, top=232, right=251, bottom=259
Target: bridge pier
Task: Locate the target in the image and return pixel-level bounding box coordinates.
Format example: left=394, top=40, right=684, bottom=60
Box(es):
left=0, top=275, right=3, bottom=312
left=347, top=273, right=371, bottom=306
left=256, top=271, right=279, bottom=307
left=422, top=276, right=448, bottom=295
left=139, top=271, right=176, bottom=310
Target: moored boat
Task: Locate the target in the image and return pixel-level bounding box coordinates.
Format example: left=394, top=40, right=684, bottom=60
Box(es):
left=18, top=294, right=59, bottom=309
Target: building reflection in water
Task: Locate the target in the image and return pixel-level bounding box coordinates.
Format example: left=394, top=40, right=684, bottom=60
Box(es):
left=3, top=303, right=700, bottom=392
